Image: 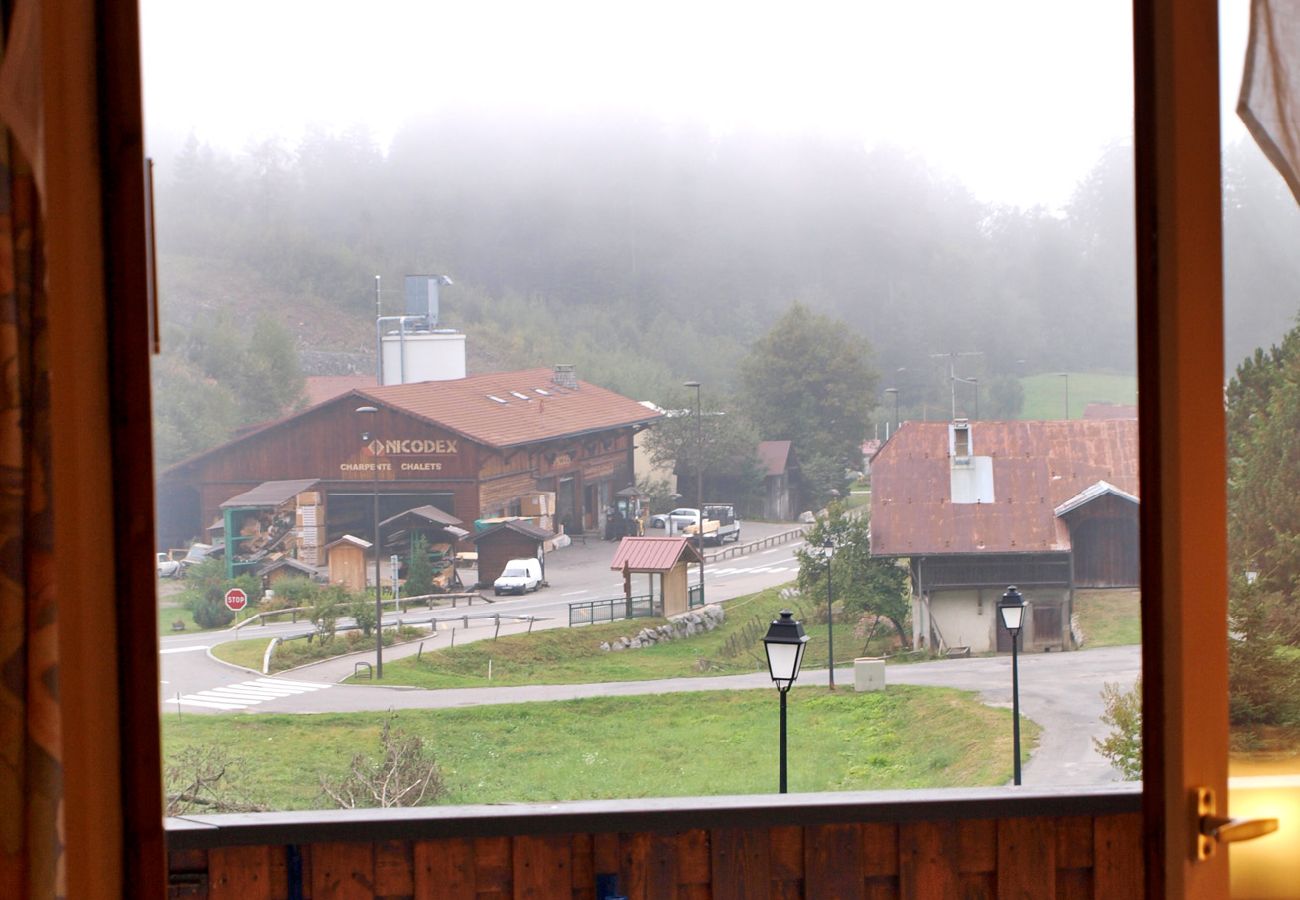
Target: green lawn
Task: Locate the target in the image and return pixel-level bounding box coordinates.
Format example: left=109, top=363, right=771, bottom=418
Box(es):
left=212, top=637, right=271, bottom=671
left=1020, top=372, right=1137, bottom=420
left=1073, top=589, right=1141, bottom=647
left=354, top=588, right=897, bottom=688
left=212, top=628, right=426, bottom=675
left=162, top=685, right=1038, bottom=809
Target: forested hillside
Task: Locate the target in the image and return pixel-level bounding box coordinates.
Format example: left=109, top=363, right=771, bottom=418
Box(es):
left=150, top=112, right=1300, bottom=466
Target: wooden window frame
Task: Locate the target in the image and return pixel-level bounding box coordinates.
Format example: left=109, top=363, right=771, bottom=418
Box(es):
left=66, top=0, right=1227, bottom=895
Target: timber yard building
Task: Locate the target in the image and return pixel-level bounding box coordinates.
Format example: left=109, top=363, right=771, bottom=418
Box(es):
left=156, top=365, right=661, bottom=559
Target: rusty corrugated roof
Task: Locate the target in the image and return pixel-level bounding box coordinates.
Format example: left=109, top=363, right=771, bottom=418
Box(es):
left=869, top=420, right=1139, bottom=556
left=609, top=536, right=705, bottom=573
left=357, top=368, right=661, bottom=448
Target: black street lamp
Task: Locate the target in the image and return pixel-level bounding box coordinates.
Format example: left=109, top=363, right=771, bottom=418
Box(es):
left=356, top=405, right=384, bottom=679
left=999, top=585, right=1027, bottom=785
left=684, top=380, right=704, bottom=607
left=762, top=610, right=810, bottom=793
left=822, top=536, right=836, bottom=690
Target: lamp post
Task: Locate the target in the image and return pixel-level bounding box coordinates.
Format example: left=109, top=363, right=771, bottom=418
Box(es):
left=356, top=405, right=383, bottom=679
left=884, top=387, right=900, bottom=435
left=1058, top=372, right=1069, bottom=419
left=822, top=536, right=836, bottom=690
left=998, top=585, right=1027, bottom=785
left=762, top=610, right=809, bottom=793
left=971, top=377, right=979, bottom=419
left=684, top=380, right=704, bottom=607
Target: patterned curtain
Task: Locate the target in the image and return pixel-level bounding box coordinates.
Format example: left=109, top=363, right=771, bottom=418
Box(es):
left=0, top=3, right=61, bottom=895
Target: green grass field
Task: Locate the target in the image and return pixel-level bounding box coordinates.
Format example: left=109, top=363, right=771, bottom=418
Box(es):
left=1073, top=589, right=1141, bottom=647
left=162, top=685, right=1038, bottom=809
left=1020, top=372, right=1137, bottom=420
left=352, top=588, right=899, bottom=689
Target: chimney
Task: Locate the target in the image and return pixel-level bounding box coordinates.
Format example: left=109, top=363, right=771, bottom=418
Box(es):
left=552, top=364, right=578, bottom=390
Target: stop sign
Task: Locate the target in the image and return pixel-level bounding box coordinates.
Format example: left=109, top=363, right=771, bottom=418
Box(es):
left=224, top=587, right=248, bottom=611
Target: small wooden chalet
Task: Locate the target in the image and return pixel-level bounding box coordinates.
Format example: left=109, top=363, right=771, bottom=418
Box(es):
left=757, top=440, right=799, bottom=521
left=324, top=534, right=372, bottom=593
left=609, top=536, right=706, bottom=618
left=870, top=419, right=1139, bottom=654
left=471, top=520, right=554, bottom=588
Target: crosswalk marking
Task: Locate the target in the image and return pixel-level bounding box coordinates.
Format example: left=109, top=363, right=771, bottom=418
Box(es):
left=711, top=565, right=795, bottom=577
left=164, top=678, right=332, bottom=712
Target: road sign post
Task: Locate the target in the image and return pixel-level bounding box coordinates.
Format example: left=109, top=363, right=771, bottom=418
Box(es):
left=224, top=587, right=248, bottom=612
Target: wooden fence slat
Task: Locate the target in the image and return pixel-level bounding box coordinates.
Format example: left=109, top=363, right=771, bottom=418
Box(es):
left=374, top=840, right=412, bottom=897
left=209, top=846, right=273, bottom=900
left=414, top=838, right=475, bottom=900
left=676, top=829, right=710, bottom=888
left=620, top=832, right=652, bottom=900
left=862, top=823, right=898, bottom=879
left=512, top=834, right=571, bottom=900
left=958, top=820, right=996, bottom=874
left=593, top=832, right=621, bottom=879
left=475, top=836, right=513, bottom=895
left=864, top=875, right=899, bottom=900
left=768, top=824, right=803, bottom=890
left=1055, top=867, right=1092, bottom=900
left=1092, top=814, right=1142, bottom=900
left=958, top=871, right=995, bottom=899
left=645, top=833, right=679, bottom=899
left=570, top=834, right=594, bottom=896
left=899, top=821, right=960, bottom=899
left=996, top=817, right=1055, bottom=899
left=711, top=827, right=771, bottom=900
left=805, top=823, right=864, bottom=899
left=1054, top=816, right=1094, bottom=871
left=308, top=842, right=374, bottom=900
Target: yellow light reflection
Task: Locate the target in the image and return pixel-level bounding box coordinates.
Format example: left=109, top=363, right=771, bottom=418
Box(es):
left=1229, top=775, right=1300, bottom=899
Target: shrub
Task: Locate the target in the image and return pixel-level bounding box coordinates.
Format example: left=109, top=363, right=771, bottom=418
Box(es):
left=405, top=535, right=434, bottom=598
left=1094, top=678, right=1142, bottom=780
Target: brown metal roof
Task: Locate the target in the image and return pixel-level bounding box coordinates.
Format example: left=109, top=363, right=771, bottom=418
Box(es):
left=219, top=479, right=320, bottom=508
left=357, top=367, right=661, bottom=448
left=757, top=440, right=792, bottom=477
left=470, top=520, right=554, bottom=543
left=869, top=420, right=1139, bottom=557
left=609, top=536, right=705, bottom=573
left=378, top=504, right=464, bottom=529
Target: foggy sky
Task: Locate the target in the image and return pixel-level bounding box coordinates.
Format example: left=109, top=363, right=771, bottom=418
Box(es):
left=140, top=0, right=1254, bottom=211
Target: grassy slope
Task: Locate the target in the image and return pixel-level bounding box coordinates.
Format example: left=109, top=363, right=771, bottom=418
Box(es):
left=353, top=588, right=898, bottom=689
left=1073, top=589, right=1141, bottom=648
left=1020, top=372, right=1137, bottom=420
left=163, top=686, right=1039, bottom=809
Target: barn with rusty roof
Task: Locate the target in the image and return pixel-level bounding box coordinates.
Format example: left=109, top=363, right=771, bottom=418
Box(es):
left=870, top=418, right=1139, bottom=654
left=157, top=366, right=661, bottom=561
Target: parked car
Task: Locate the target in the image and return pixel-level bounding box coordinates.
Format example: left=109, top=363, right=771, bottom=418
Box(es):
left=155, top=552, right=181, bottom=578
left=493, top=557, right=543, bottom=596
left=648, top=507, right=700, bottom=531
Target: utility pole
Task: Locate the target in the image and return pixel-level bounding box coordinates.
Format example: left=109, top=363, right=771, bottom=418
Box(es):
left=930, top=351, right=984, bottom=420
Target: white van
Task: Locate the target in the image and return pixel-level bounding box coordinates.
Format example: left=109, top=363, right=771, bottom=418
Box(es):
left=493, top=557, right=543, bottom=595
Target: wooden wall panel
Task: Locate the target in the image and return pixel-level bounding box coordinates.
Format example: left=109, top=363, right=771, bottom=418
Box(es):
left=413, top=837, right=475, bottom=899
left=167, top=812, right=1145, bottom=900
left=898, top=821, right=960, bottom=899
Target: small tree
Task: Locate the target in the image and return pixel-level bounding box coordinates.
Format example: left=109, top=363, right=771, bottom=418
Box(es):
left=311, top=585, right=351, bottom=644
left=1094, top=679, right=1142, bottom=780
left=795, top=503, right=910, bottom=646
left=405, top=535, right=435, bottom=598
left=350, top=594, right=377, bottom=638
left=165, top=745, right=267, bottom=815
left=318, top=712, right=447, bottom=808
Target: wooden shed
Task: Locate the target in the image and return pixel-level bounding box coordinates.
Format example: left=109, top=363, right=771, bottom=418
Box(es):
left=609, top=536, right=706, bottom=618
left=324, top=534, right=372, bottom=593
left=470, top=520, right=554, bottom=588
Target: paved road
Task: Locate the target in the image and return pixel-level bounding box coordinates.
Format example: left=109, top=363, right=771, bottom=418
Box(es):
left=159, top=521, right=809, bottom=702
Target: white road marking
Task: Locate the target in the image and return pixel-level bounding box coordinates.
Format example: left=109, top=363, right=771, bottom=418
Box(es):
left=759, top=547, right=783, bottom=555
left=160, top=645, right=211, bottom=654
left=561, top=589, right=590, bottom=596
left=162, top=678, right=332, bottom=712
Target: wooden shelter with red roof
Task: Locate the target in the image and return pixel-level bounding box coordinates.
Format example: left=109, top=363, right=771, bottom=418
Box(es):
left=156, top=366, right=661, bottom=554
left=870, top=418, right=1139, bottom=654
left=609, top=536, right=705, bottom=617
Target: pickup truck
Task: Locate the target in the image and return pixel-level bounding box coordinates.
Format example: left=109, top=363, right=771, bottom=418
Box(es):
left=155, top=552, right=182, bottom=578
